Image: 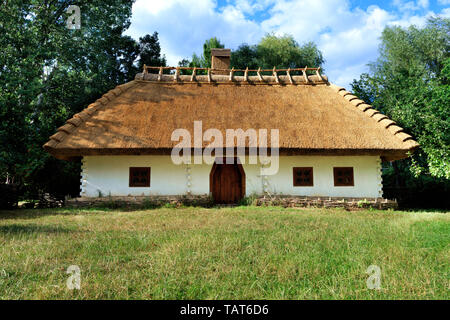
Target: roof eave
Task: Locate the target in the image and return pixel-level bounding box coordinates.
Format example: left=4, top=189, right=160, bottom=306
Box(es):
left=44, top=146, right=419, bottom=161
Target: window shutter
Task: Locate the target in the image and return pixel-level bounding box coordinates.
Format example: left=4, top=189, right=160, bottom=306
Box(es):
left=333, top=167, right=354, bottom=186
left=129, top=167, right=151, bottom=187
left=293, top=167, right=314, bottom=186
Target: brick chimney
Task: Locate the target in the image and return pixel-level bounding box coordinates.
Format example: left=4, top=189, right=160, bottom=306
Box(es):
left=211, top=48, right=231, bottom=74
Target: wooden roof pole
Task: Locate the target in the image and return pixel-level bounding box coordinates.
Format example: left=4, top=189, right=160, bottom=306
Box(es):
left=287, top=68, right=293, bottom=84
left=174, top=67, right=180, bottom=82
left=158, top=66, right=163, bottom=81
left=303, top=66, right=309, bottom=83
left=316, top=67, right=323, bottom=82
left=273, top=67, right=279, bottom=84
left=190, top=67, right=197, bottom=82
left=257, top=67, right=263, bottom=82
left=229, top=67, right=235, bottom=82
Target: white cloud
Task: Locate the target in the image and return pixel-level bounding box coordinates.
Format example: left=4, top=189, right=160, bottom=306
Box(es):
left=437, top=0, right=450, bottom=5
left=318, top=5, right=394, bottom=85
left=126, top=0, right=263, bottom=63
left=126, top=0, right=450, bottom=88
left=442, top=7, right=450, bottom=17
left=418, top=0, right=429, bottom=8
left=228, top=0, right=275, bottom=15
left=393, top=0, right=430, bottom=12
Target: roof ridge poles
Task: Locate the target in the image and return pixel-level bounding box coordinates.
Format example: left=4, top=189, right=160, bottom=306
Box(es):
left=257, top=67, right=263, bottom=82
left=287, top=68, right=293, bottom=84
left=316, top=67, right=323, bottom=82
left=272, top=67, right=279, bottom=83
left=303, top=66, right=309, bottom=83
left=229, top=67, right=235, bottom=82
left=190, top=67, right=197, bottom=82
left=158, top=66, right=163, bottom=81
left=173, top=66, right=180, bottom=82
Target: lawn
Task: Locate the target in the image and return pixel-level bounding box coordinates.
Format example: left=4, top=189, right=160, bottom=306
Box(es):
left=0, top=206, right=448, bottom=299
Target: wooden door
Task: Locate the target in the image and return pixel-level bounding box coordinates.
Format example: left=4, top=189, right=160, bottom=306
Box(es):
left=210, top=160, right=245, bottom=204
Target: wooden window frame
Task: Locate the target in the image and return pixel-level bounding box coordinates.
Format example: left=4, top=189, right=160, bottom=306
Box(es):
left=293, top=167, right=314, bottom=187
left=333, top=167, right=354, bottom=187
left=129, top=167, right=151, bottom=187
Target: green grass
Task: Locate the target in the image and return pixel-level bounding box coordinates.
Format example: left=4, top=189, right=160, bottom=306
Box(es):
left=0, top=206, right=448, bottom=299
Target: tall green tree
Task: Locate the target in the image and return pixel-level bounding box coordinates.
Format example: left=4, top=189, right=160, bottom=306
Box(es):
left=351, top=17, right=450, bottom=180
left=231, top=34, right=324, bottom=71
left=188, top=37, right=225, bottom=69
left=256, top=34, right=324, bottom=69
left=183, top=34, right=324, bottom=74
left=137, top=32, right=167, bottom=71
left=230, top=43, right=259, bottom=70
left=0, top=0, right=161, bottom=199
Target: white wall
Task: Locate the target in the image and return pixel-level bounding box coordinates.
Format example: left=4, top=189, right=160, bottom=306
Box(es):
left=81, top=155, right=382, bottom=198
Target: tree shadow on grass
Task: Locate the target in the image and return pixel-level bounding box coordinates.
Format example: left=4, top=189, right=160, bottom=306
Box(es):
left=0, top=223, right=74, bottom=234
left=0, top=209, right=84, bottom=220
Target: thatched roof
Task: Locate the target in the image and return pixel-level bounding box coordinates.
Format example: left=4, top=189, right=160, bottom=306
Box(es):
left=44, top=70, right=418, bottom=161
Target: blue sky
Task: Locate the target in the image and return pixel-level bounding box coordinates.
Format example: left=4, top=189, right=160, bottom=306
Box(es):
left=126, top=0, right=449, bottom=88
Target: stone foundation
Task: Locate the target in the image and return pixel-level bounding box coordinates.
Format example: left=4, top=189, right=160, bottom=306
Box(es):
left=252, top=196, right=397, bottom=210
left=66, top=195, right=397, bottom=210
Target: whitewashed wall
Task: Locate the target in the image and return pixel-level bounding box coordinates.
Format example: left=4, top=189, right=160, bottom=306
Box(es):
left=81, top=155, right=382, bottom=198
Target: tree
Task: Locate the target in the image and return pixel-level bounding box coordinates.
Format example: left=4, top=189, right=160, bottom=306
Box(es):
left=137, top=32, right=167, bottom=71
left=351, top=17, right=449, bottom=180
left=230, top=44, right=259, bottom=70
left=201, top=37, right=225, bottom=68
left=231, top=34, right=324, bottom=71
left=186, top=37, right=225, bottom=69
left=183, top=34, right=324, bottom=74
left=256, top=34, right=324, bottom=70
left=0, top=0, right=145, bottom=200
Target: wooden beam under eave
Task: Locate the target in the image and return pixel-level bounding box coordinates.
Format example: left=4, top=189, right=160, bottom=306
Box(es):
left=45, top=147, right=415, bottom=161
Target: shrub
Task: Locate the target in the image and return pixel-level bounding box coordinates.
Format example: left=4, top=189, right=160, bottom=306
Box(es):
left=0, top=184, right=19, bottom=209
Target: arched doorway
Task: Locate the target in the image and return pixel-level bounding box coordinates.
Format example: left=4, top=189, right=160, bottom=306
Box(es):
left=209, top=158, right=246, bottom=204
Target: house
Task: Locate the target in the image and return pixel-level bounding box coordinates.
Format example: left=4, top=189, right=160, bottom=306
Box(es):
left=44, top=49, right=418, bottom=205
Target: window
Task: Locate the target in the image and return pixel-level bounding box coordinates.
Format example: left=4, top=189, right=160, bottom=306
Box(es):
left=129, top=167, right=151, bottom=187
left=293, top=167, right=314, bottom=186
left=333, top=167, right=354, bottom=186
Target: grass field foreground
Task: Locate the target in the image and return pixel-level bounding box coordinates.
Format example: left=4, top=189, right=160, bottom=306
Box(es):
left=0, top=206, right=448, bottom=299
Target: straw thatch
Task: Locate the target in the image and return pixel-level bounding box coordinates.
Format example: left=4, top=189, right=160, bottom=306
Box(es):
left=44, top=72, right=419, bottom=161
